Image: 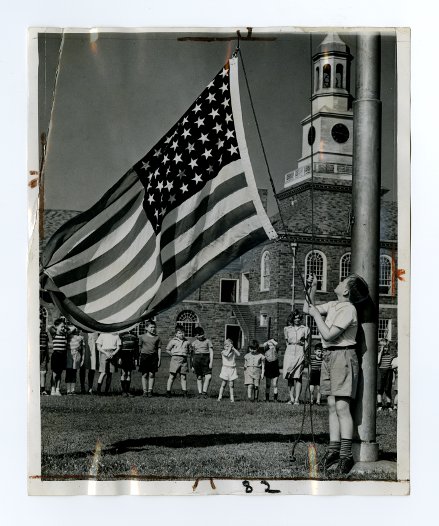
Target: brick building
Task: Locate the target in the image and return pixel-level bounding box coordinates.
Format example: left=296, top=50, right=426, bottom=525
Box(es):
left=40, top=33, right=397, bottom=352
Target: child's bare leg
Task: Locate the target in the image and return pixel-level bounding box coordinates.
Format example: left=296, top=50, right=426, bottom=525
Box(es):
left=316, top=385, right=321, bottom=404
left=141, top=374, right=148, bottom=393
left=265, top=378, right=270, bottom=401
left=229, top=381, right=235, bottom=402
left=197, top=377, right=203, bottom=394
left=218, top=380, right=226, bottom=400
left=202, top=373, right=211, bottom=394
left=148, top=372, right=155, bottom=393
left=247, top=385, right=254, bottom=400
left=288, top=379, right=294, bottom=402
left=254, top=383, right=259, bottom=401
left=97, top=372, right=105, bottom=394
left=180, top=374, right=187, bottom=393
left=294, top=380, right=302, bottom=403
left=167, top=373, right=175, bottom=394
left=309, top=384, right=315, bottom=403
left=272, top=377, right=279, bottom=401
left=335, top=396, right=354, bottom=460
left=327, top=395, right=340, bottom=441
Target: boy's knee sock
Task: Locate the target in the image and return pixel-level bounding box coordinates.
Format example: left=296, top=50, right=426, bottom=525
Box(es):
left=254, top=387, right=259, bottom=401
left=97, top=381, right=102, bottom=393
left=340, top=438, right=353, bottom=459
left=88, top=370, right=95, bottom=390
left=328, top=441, right=341, bottom=454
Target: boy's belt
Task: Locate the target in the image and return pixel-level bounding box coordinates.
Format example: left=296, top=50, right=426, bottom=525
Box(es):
left=325, top=345, right=357, bottom=351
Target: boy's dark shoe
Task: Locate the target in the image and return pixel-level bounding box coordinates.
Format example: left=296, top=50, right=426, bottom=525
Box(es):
left=202, top=392, right=208, bottom=399
left=337, top=456, right=355, bottom=475
left=320, top=450, right=340, bottom=469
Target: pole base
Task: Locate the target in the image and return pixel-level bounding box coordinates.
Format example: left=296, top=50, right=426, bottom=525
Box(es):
left=352, top=441, right=379, bottom=462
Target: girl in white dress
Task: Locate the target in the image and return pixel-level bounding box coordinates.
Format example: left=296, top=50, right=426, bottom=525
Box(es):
left=218, top=338, right=240, bottom=402
left=283, top=310, right=310, bottom=405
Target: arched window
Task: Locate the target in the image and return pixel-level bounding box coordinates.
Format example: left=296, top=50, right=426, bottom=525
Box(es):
left=379, top=255, right=393, bottom=295
left=176, top=310, right=199, bottom=338
left=323, top=64, right=331, bottom=88
left=39, top=306, right=48, bottom=329
left=305, top=250, right=327, bottom=292
left=335, top=64, right=344, bottom=88
left=315, top=66, right=320, bottom=91
left=340, top=252, right=351, bottom=282
left=260, top=251, right=271, bottom=291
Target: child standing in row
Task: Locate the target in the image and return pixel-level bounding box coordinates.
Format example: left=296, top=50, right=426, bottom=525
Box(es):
left=65, top=327, right=84, bottom=395
left=96, top=332, right=121, bottom=395
left=119, top=329, right=139, bottom=397
left=218, top=338, right=240, bottom=403
left=166, top=325, right=191, bottom=397
left=244, top=340, right=265, bottom=402
left=139, top=321, right=162, bottom=397
left=191, top=326, right=213, bottom=398
left=309, top=343, right=323, bottom=405
left=40, top=319, right=49, bottom=395
left=377, top=338, right=394, bottom=411
left=50, top=318, right=68, bottom=396
left=262, top=339, right=280, bottom=402
left=283, top=310, right=309, bottom=405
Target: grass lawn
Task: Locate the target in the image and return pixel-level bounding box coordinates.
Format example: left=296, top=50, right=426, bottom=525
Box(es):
left=40, top=355, right=397, bottom=481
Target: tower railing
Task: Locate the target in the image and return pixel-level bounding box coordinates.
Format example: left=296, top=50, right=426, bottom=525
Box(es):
left=284, top=162, right=352, bottom=185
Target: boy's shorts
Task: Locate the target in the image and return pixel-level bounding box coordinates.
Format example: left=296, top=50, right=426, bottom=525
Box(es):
left=192, top=354, right=211, bottom=377
left=139, top=353, right=159, bottom=374
left=40, top=351, right=48, bottom=372
left=244, top=366, right=262, bottom=386
left=309, top=368, right=321, bottom=386
left=320, top=348, right=359, bottom=398
left=169, top=355, right=188, bottom=375
left=51, top=352, right=66, bottom=375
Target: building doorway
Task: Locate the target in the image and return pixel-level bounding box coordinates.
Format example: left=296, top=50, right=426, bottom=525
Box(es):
left=225, top=324, right=242, bottom=349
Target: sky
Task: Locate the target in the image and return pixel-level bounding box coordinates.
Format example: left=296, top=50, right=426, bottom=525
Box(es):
left=38, top=29, right=397, bottom=216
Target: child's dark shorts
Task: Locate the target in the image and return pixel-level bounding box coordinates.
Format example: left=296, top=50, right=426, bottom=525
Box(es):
left=309, top=368, right=321, bottom=386
left=139, top=353, right=159, bottom=374
left=192, top=354, right=211, bottom=376
left=377, top=367, right=393, bottom=395
left=264, top=359, right=280, bottom=379
left=320, top=348, right=359, bottom=398
left=119, top=351, right=135, bottom=372
left=51, top=352, right=66, bottom=375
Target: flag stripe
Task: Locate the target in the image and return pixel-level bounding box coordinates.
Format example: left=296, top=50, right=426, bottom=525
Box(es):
left=160, top=172, right=247, bottom=250
left=43, top=169, right=141, bottom=266
left=162, top=201, right=257, bottom=280
left=150, top=227, right=267, bottom=315
left=61, top=225, right=157, bottom=306
left=46, top=202, right=147, bottom=288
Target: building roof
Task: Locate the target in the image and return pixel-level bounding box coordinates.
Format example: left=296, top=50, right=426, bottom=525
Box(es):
left=317, top=32, right=350, bottom=54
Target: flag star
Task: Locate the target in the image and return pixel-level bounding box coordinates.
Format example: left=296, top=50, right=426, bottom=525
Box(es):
left=221, top=98, right=230, bottom=108
left=192, top=103, right=202, bottom=114
left=186, top=142, right=195, bottom=153
left=173, top=153, right=183, bottom=164
left=220, top=67, right=229, bottom=77
left=195, top=117, right=205, bottom=127
left=225, top=114, right=232, bottom=123
left=228, top=144, right=238, bottom=155
left=154, top=168, right=160, bottom=178
left=154, top=209, right=159, bottom=218
left=141, top=161, right=150, bottom=170
left=171, top=140, right=179, bottom=151
left=207, top=80, right=215, bottom=89
left=207, top=165, right=214, bottom=174
left=182, top=128, right=191, bottom=139
left=181, top=183, right=189, bottom=193
left=148, top=172, right=154, bottom=181
left=166, top=167, right=171, bottom=174
left=220, top=83, right=228, bottom=93
left=161, top=154, right=169, bottom=164
left=225, top=129, right=235, bottom=140
left=157, top=180, right=164, bottom=192
left=198, top=133, right=209, bottom=144
left=216, top=139, right=224, bottom=149
left=182, top=116, right=189, bottom=125
left=189, top=158, right=198, bottom=169
left=147, top=181, right=152, bottom=190
left=177, top=170, right=186, bottom=179
left=206, top=92, right=216, bottom=103
left=165, top=136, right=172, bottom=144
left=209, top=108, right=219, bottom=119
left=193, top=173, right=203, bottom=184
left=213, top=122, right=222, bottom=133
left=148, top=194, right=155, bottom=205
left=153, top=148, right=162, bottom=157
left=169, top=194, right=176, bottom=204
left=202, top=148, right=212, bottom=159
left=160, top=207, right=166, bottom=216
left=165, top=180, right=174, bottom=191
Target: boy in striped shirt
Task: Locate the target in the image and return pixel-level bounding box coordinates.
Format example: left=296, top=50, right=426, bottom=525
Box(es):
left=50, top=318, right=68, bottom=396
left=309, top=343, right=323, bottom=405
left=40, top=319, right=49, bottom=395
left=377, top=339, right=394, bottom=411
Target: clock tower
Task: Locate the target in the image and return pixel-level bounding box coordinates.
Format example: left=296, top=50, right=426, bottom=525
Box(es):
left=285, top=32, right=354, bottom=188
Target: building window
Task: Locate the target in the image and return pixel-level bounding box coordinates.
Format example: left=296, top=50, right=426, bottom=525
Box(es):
left=39, top=306, right=48, bottom=329
left=260, top=313, right=269, bottom=328
left=379, top=255, right=393, bottom=295
left=260, top=251, right=271, bottom=291
left=315, top=66, right=320, bottom=91
left=378, top=319, right=393, bottom=341
left=335, top=64, right=344, bottom=88
left=305, top=250, right=327, bottom=292
left=306, top=316, right=320, bottom=338
left=176, top=310, right=199, bottom=338
left=220, top=279, right=239, bottom=303
left=340, top=252, right=351, bottom=282
left=323, top=64, right=331, bottom=88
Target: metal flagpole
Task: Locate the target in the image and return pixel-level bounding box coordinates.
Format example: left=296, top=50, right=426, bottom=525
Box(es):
left=351, top=33, right=381, bottom=462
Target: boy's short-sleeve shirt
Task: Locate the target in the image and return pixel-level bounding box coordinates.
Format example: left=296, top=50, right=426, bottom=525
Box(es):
left=139, top=333, right=161, bottom=355
left=166, top=337, right=190, bottom=357
left=96, top=333, right=121, bottom=351
left=244, top=352, right=264, bottom=368
left=192, top=338, right=213, bottom=355
left=317, top=301, right=357, bottom=348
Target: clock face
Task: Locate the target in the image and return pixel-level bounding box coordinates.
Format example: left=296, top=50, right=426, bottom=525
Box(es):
left=308, top=126, right=316, bottom=145
left=331, top=123, right=350, bottom=144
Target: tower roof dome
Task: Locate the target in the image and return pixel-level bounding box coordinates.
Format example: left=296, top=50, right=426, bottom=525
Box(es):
left=318, top=32, right=350, bottom=54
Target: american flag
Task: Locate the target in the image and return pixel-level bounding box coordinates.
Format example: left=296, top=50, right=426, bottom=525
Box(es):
left=41, top=57, right=277, bottom=332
